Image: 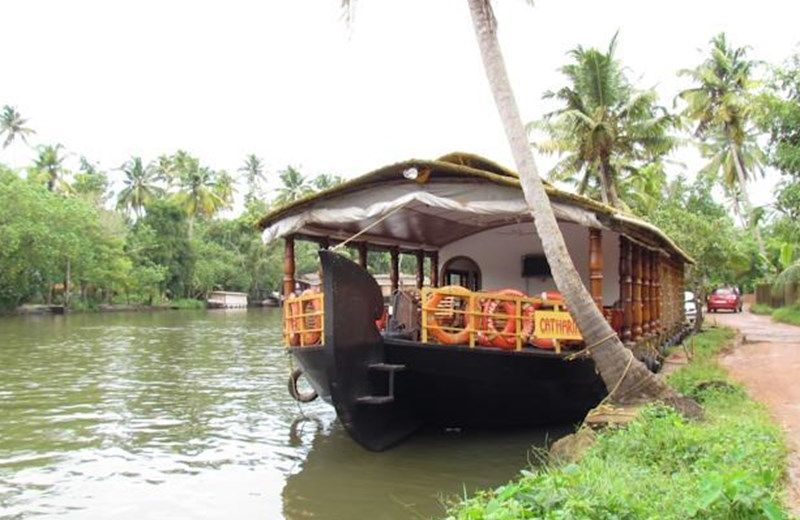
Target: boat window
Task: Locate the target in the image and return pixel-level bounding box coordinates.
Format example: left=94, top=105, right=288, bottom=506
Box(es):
left=441, top=256, right=481, bottom=292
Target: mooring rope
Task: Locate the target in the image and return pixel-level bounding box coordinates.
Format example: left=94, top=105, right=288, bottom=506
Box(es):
left=330, top=202, right=410, bottom=251
left=565, top=331, right=619, bottom=361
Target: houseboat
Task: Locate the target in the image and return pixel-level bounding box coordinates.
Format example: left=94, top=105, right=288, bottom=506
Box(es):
left=207, top=291, right=248, bottom=309
left=259, top=152, right=692, bottom=451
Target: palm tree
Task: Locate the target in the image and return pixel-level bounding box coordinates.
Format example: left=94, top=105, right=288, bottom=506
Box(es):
left=679, top=33, right=767, bottom=256
left=465, top=0, right=692, bottom=407
left=312, top=173, right=343, bottom=191
left=239, top=154, right=266, bottom=202
left=0, top=105, right=35, bottom=149
left=173, top=158, right=224, bottom=234
left=214, top=170, right=236, bottom=210
left=117, top=156, right=164, bottom=218
left=533, top=35, right=675, bottom=208
left=32, top=144, right=70, bottom=192
left=276, top=166, right=312, bottom=206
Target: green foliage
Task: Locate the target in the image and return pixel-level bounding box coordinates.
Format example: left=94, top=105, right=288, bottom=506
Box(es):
left=643, top=175, right=762, bottom=292
left=444, top=327, right=790, bottom=520
left=772, top=305, right=800, bottom=326
left=750, top=303, right=775, bottom=315
left=760, top=52, right=800, bottom=177
left=168, top=298, right=206, bottom=309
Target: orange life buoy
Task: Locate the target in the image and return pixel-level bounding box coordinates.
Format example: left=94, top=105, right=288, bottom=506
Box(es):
left=375, top=306, right=388, bottom=331
left=425, top=285, right=474, bottom=345
left=285, top=294, right=301, bottom=346
left=530, top=292, right=563, bottom=350
left=299, top=289, right=323, bottom=345
left=477, top=289, right=535, bottom=350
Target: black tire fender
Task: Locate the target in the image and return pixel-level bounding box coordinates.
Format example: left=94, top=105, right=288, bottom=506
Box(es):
left=288, top=368, right=318, bottom=403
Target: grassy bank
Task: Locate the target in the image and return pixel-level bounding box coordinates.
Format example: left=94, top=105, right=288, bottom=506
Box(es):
left=444, top=327, right=790, bottom=519
left=750, top=303, right=800, bottom=326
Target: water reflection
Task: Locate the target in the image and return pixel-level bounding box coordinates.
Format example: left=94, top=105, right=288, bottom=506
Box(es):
left=0, top=309, right=565, bottom=519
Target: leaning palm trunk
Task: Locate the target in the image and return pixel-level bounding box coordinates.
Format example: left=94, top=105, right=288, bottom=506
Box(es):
left=467, top=0, right=698, bottom=411
left=730, top=145, right=767, bottom=259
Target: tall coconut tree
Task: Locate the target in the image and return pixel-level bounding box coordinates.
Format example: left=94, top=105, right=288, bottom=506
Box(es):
left=276, top=166, right=312, bottom=206
left=312, top=173, right=343, bottom=191
left=32, top=144, right=70, bottom=193
left=0, top=105, right=35, bottom=149
left=239, top=153, right=266, bottom=202
left=173, top=158, right=224, bottom=235
left=214, top=170, right=236, bottom=210
left=465, top=0, right=694, bottom=408
left=117, top=156, right=164, bottom=218
left=679, top=33, right=767, bottom=256
left=533, top=35, right=676, bottom=208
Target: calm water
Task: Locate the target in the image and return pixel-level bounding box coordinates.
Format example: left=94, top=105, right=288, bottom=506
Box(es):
left=0, top=309, right=566, bottom=519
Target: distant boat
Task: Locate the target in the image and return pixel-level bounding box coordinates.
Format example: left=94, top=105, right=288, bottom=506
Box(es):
left=206, top=291, right=248, bottom=309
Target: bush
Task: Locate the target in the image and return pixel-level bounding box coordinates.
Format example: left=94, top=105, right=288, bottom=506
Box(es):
left=772, top=305, right=800, bottom=326
left=169, top=298, right=206, bottom=309
left=750, top=303, right=775, bottom=315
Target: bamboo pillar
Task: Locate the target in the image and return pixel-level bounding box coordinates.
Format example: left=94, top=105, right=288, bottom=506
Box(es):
left=283, top=235, right=295, bottom=298
left=632, top=244, right=643, bottom=341
left=589, top=229, right=603, bottom=310
left=619, top=236, right=633, bottom=343
left=390, top=247, right=399, bottom=294
left=357, top=242, right=368, bottom=269
left=642, top=249, right=651, bottom=336
left=430, top=251, right=439, bottom=288
left=415, top=250, right=425, bottom=289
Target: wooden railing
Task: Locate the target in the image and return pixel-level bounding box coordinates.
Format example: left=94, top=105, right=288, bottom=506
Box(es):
left=283, top=291, right=325, bottom=347
left=420, top=286, right=582, bottom=353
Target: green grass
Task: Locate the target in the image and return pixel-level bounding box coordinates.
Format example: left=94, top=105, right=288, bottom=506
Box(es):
left=443, top=327, right=791, bottom=520
left=168, top=298, right=206, bottom=310
left=750, top=303, right=775, bottom=316
left=772, top=305, right=800, bottom=327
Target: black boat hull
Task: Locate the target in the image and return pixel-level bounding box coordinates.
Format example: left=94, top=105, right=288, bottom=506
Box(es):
left=289, top=251, right=607, bottom=451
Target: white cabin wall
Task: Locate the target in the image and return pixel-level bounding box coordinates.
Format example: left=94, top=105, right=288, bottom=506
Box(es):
left=439, top=222, right=620, bottom=305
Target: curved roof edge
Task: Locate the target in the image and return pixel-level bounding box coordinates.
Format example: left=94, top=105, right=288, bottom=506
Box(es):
left=257, top=153, right=694, bottom=265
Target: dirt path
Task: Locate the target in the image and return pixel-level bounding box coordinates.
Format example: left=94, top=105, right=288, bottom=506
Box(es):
left=710, top=309, right=800, bottom=510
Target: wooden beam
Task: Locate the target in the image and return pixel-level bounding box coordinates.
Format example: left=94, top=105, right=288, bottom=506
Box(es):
left=642, top=248, right=651, bottom=337
left=357, top=242, right=368, bottom=269
left=589, top=229, right=603, bottom=310
left=415, top=250, right=425, bottom=289
left=632, top=244, right=643, bottom=341
left=619, top=236, right=633, bottom=343
left=390, top=247, right=399, bottom=294
left=283, top=235, right=295, bottom=298
left=653, top=251, right=661, bottom=334
left=430, top=251, right=439, bottom=288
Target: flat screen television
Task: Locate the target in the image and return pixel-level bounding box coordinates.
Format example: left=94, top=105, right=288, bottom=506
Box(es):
left=521, top=254, right=551, bottom=278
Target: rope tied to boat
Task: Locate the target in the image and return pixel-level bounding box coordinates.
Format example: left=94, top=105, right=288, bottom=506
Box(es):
left=330, top=201, right=411, bottom=251
left=565, top=331, right=618, bottom=361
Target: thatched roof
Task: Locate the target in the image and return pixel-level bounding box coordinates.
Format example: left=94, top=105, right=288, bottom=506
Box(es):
left=258, top=152, right=693, bottom=264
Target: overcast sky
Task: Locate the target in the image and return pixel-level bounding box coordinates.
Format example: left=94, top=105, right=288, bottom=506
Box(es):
left=2, top=0, right=798, bottom=208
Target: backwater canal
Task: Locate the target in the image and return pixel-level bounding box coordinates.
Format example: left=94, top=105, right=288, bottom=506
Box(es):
left=0, top=309, right=568, bottom=519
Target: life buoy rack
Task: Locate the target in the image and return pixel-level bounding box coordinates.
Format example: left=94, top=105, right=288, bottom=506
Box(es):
left=286, top=289, right=323, bottom=346
left=530, top=292, right=564, bottom=350
left=425, top=285, right=474, bottom=345
left=477, top=289, right=535, bottom=350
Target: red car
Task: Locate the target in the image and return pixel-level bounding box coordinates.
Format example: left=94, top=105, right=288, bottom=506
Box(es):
left=707, top=287, right=743, bottom=313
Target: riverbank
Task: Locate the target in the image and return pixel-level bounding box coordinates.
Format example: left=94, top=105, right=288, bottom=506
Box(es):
left=444, top=326, right=792, bottom=519
left=12, top=298, right=208, bottom=316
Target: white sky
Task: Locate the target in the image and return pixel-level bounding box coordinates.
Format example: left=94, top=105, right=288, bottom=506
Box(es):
left=2, top=0, right=798, bottom=208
